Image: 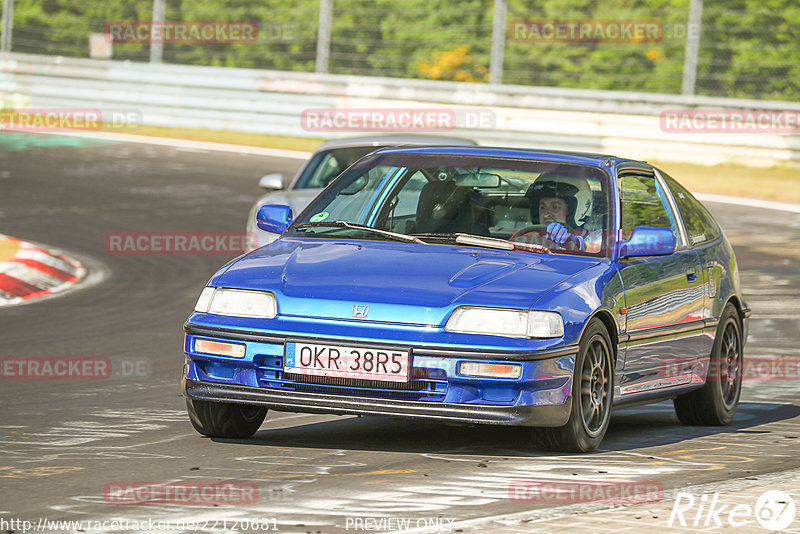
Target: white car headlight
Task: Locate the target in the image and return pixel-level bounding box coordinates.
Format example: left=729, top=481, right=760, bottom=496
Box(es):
left=445, top=307, right=563, bottom=338
left=194, top=287, right=277, bottom=318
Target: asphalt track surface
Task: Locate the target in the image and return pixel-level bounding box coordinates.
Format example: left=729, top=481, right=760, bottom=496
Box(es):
left=1, top=133, right=799, bottom=533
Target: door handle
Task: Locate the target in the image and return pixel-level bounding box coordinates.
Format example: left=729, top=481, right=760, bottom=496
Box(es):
left=685, top=267, right=697, bottom=282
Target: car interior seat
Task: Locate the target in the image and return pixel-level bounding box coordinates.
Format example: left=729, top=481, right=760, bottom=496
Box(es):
left=414, top=180, right=488, bottom=235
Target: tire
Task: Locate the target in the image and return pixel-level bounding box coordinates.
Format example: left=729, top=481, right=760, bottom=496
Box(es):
left=186, top=398, right=267, bottom=438
left=673, top=303, right=742, bottom=425
left=532, top=320, right=614, bottom=452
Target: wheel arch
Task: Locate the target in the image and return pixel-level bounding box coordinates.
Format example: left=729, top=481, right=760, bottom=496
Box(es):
left=583, top=309, right=620, bottom=366
left=723, top=294, right=746, bottom=325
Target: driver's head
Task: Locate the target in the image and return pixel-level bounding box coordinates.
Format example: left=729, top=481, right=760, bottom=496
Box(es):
left=538, top=196, right=568, bottom=225
left=527, top=166, right=593, bottom=228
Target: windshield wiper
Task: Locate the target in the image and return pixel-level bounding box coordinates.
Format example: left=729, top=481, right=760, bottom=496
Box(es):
left=294, top=221, right=428, bottom=244
left=412, top=232, right=551, bottom=254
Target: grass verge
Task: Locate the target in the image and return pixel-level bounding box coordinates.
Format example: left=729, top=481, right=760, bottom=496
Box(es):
left=649, top=161, right=800, bottom=204
left=110, top=125, right=324, bottom=152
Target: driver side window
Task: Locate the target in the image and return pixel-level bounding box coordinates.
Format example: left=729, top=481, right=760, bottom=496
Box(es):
left=620, top=174, right=677, bottom=240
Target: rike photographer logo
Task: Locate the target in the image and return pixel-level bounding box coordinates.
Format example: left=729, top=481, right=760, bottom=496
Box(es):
left=669, top=490, right=796, bottom=531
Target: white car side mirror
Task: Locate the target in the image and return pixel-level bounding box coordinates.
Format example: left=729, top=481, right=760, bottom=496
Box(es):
left=259, top=173, right=284, bottom=190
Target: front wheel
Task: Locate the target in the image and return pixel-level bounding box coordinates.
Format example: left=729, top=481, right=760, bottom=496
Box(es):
left=186, top=398, right=267, bottom=438
left=673, top=303, right=743, bottom=425
left=531, top=320, right=614, bottom=452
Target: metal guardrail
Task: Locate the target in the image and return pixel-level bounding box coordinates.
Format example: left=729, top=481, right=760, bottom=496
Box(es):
left=2, top=52, right=799, bottom=167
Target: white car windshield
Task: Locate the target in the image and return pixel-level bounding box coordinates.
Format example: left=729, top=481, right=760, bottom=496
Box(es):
left=294, top=147, right=380, bottom=189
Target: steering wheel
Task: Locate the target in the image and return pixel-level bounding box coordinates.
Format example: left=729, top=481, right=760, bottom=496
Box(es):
left=508, top=224, right=549, bottom=242
left=509, top=223, right=572, bottom=252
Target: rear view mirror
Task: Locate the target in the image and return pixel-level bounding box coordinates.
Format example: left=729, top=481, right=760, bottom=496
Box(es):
left=619, top=227, right=676, bottom=257
left=456, top=172, right=502, bottom=188
left=256, top=204, right=293, bottom=234
left=259, top=173, right=284, bottom=190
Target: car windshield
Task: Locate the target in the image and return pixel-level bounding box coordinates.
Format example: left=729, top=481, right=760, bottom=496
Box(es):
left=287, top=153, right=612, bottom=257
left=294, top=146, right=381, bottom=189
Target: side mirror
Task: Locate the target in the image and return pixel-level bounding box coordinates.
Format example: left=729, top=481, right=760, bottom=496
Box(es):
left=256, top=204, right=293, bottom=234
left=619, top=227, right=676, bottom=258
left=259, top=173, right=284, bottom=190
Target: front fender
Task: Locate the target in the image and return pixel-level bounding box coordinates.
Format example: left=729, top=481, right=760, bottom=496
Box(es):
left=531, top=262, right=625, bottom=348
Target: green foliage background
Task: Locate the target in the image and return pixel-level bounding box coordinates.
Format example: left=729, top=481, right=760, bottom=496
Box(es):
left=5, top=0, right=799, bottom=100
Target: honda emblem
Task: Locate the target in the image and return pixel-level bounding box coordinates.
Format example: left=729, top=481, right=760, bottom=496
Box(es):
left=352, top=305, right=369, bottom=318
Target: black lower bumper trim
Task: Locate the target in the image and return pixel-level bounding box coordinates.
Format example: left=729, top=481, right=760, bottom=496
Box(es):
left=182, top=377, right=571, bottom=427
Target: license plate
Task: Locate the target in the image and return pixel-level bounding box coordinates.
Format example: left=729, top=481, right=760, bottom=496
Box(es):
left=284, top=342, right=410, bottom=382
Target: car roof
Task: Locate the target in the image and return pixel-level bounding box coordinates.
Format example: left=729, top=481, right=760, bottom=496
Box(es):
left=313, top=135, right=477, bottom=152
left=368, top=145, right=645, bottom=168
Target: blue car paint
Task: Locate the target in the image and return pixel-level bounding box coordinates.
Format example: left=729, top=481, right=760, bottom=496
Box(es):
left=182, top=147, right=748, bottom=426
left=209, top=239, right=599, bottom=327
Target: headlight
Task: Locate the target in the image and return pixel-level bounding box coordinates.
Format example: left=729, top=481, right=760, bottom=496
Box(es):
left=445, top=307, right=563, bottom=338
left=194, top=287, right=277, bottom=318
left=527, top=311, right=565, bottom=338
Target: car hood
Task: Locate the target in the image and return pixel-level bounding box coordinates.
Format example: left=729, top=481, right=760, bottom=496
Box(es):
left=212, top=239, right=599, bottom=325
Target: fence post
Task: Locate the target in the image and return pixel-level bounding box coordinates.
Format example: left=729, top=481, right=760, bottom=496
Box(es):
left=316, top=0, right=332, bottom=74
left=489, top=0, right=506, bottom=84
left=681, top=0, right=703, bottom=95
left=1, top=0, right=13, bottom=53
left=150, top=0, right=165, bottom=64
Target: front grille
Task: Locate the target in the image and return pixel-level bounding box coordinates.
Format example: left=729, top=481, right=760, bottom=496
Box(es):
left=253, top=354, right=447, bottom=401
left=286, top=372, right=431, bottom=391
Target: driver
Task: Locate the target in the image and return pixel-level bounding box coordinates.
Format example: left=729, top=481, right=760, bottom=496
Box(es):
left=519, top=167, right=602, bottom=253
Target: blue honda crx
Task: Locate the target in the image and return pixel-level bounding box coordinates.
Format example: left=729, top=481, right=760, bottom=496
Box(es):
left=182, top=146, right=749, bottom=452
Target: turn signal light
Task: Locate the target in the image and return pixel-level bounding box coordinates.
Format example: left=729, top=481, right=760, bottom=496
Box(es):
left=459, top=362, right=522, bottom=379
left=194, top=339, right=246, bottom=358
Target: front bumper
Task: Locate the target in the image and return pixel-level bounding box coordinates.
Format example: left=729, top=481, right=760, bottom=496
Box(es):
left=182, top=323, right=577, bottom=427
left=183, top=376, right=571, bottom=426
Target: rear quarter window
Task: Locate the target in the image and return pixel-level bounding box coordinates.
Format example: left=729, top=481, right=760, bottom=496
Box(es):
left=661, top=172, right=722, bottom=246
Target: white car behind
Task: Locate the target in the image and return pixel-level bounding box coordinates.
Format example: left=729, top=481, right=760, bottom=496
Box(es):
left=246, top=135, right=477, bottom=250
